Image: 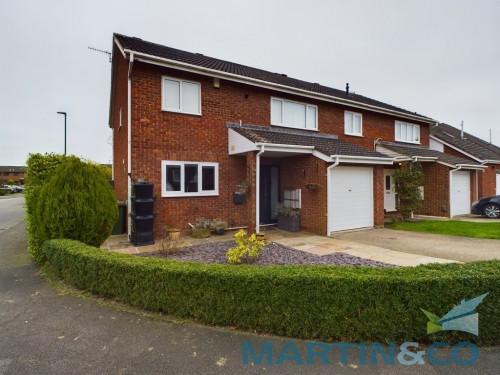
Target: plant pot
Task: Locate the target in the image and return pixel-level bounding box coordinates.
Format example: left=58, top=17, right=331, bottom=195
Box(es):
left=256, top=232, right=266, bottom=241
left=167, top=228, right=181, bottom=240
left=277, top=215, right=300, bottom=232
left=191, top=227, right=211, bottom=238
left=214, top=228, right=225, bottom=235
left=233, top=192, right=245, bottom=204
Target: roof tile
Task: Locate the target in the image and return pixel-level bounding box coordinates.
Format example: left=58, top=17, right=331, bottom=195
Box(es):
left=115, top=33, right=431, bottom=120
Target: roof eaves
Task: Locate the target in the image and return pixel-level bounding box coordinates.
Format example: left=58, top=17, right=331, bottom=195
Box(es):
left=429, top=134, right=486, bottom=163
left=124, top=47, right=435, bottom=124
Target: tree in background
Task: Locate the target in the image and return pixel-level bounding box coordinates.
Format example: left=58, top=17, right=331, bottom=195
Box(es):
left=393, top=161, right=424, bottom=220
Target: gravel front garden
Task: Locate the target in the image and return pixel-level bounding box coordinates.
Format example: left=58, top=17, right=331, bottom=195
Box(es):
left=137, top=240, right=395, bottom=267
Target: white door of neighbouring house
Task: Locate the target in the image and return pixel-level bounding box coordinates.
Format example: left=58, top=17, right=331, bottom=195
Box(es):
left=384, top=169, right=397, bottom=212
left=450, top=170, right=470, bottom=216
left=328, top=166, right=373, bottom=233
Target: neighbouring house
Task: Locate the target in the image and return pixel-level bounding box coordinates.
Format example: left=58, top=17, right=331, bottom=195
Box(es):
left=375, top=141, right=484, bottom=217
left=108, top=33, right=481, bottom=238
left=0, top=166, right=25, bottom=186
left=430, top=123, right=500, bottom=198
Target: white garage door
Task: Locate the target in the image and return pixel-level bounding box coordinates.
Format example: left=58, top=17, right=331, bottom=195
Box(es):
left=450, top=171, right=470, bottom=216
left=328, top=167, right=373, bottom=233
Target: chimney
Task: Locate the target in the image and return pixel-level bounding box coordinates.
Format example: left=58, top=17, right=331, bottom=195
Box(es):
left=346, top=83, right=349, bottom=95
left=460, top=121, right=464, bottom=140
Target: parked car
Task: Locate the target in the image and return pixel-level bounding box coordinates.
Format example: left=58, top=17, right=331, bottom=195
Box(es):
left=471, top=195, right=500, bottom=218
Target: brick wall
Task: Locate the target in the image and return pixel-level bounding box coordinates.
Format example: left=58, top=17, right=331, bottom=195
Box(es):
left=111, top=54, right=431, bottom=237
left=111, top=44, right=129, bottom=203
left=419, top=162, right=450, bottom=217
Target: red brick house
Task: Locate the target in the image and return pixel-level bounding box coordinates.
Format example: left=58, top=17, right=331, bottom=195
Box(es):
left=430, top=123, right=500, bottom=199
left=0, top=166, right=25, bottom=186
left=108, top=34, right=482, bottom=238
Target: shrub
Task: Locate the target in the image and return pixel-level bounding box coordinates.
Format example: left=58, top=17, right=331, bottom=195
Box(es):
left=394, top=161, right=424, bottom=219
left=226, top=229, right=265, bottom=264
left=25, top=153, right=72, bottom=262
left=34, top=158, right=117, bottom=256
left=44, top=239, right=500, bottom=345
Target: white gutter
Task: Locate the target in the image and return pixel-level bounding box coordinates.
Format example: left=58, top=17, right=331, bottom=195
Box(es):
left=326, top=156, right=340, bottom=236
left=329, top=155, right=395, bottom=165
left=127, top=53, right=134, bottom=239
left=120, top=46, right=434, bottom=125
left=255, top=143, right=314, bottom=150
left=411, top=156, right=438, bottom=162
left=255, top=145, right=265, bottom=234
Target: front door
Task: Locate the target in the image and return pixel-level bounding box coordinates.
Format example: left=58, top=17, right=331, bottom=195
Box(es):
left=259, top=166, right=279, bottom=224
left=384, top=169, right=397, bottom=212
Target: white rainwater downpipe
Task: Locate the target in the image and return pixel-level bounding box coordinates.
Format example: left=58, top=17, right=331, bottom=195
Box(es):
left=255, top=145, right=265, bottom=234
left=449, top=165, right=462, bottom=218
left=326, top=156, right=340, bottom=236
left=127, top=53, right=134, bottom=239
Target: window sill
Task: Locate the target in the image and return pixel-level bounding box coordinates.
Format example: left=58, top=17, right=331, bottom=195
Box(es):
left=395, top=139, right=421, bottom=145
left=270, top=124, right=318, bottom=132
left=162, top=192, right=219, bottom=198
left=161, top=108, right=202, bottom=116
left=345, top=133, right=363, bottom=138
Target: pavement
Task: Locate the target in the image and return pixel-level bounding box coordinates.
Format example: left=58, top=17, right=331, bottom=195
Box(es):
left=2, top=216, right=500, bottom=372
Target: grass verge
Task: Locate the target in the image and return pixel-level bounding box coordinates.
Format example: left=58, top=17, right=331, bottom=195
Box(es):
left=390, top=220, right=500, bottom=239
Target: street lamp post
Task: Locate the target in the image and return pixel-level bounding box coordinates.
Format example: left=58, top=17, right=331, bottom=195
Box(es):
left=57, top=112, right=67, bottom=155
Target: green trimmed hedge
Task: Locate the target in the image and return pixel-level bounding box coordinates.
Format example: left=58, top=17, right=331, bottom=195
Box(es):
left=44, top=239, right=500, bottom=345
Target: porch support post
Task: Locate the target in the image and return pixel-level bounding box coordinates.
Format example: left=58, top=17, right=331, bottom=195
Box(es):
left=246, top=152, right=256, bottom=232
left=255, top=145, right=265, bottom=234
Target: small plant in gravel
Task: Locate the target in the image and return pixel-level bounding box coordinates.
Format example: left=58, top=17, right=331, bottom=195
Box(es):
left=226, top=229, right=265, bottom=264
left=158, top=226, right=183, bottom=255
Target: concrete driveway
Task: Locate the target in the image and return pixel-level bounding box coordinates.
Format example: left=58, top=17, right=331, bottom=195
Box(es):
left=333, top=228, right=500, bottom=263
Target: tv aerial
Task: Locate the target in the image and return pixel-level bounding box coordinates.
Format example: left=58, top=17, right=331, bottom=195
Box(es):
left=88, top=46, right=112, bottom=62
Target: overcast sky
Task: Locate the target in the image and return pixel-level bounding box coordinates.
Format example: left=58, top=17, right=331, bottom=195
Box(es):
left=1, top=0, right=499, bottom=166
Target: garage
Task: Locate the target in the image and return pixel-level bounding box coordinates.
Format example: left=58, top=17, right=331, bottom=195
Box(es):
left=328, top=166, right=373, bottom=233
left=450, top=170, right=470, bottom=216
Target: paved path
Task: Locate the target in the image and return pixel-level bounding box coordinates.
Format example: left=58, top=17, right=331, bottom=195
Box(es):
left=333, top=228, right=500, bottom=263
left=0, top=195, right=24, bottom=234
left=2, top=223, right=499, bottom=372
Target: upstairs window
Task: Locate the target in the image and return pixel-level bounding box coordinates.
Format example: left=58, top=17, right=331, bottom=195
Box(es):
left=344, top=111, right=362, bottom=136
left=395, top=121, right=420, bottom=144
left=161, top=161, right=218, bottom=197
left=162, top=77, right=201, bottom=115
left=271, top=98, right=317, bottom=130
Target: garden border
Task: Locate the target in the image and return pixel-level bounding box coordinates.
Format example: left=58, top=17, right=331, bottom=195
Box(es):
left=44, top=239, right=500, bottom=345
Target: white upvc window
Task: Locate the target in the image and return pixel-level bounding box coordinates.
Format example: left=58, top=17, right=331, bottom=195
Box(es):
left=161, top=161, right=218, bottom=197
left=344, top=111, right=362, bottom=136
left=271, top=97, right=317, bottom=130
left=395, top=121, right=420, bottom=144
left=162, top=77, right=201, bottom=115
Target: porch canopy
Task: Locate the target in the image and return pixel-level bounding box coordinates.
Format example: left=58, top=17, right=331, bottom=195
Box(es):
left=376, top=141, right=485, bottom=169
left=228, top=122, right=394, bottom=164
left=228, top=122, right=394, bottom=234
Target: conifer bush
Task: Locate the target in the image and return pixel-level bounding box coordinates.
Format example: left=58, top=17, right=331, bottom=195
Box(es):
left=34, top=158, right=118, bottom=251
left=25, top=153, right=72, bottom=263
